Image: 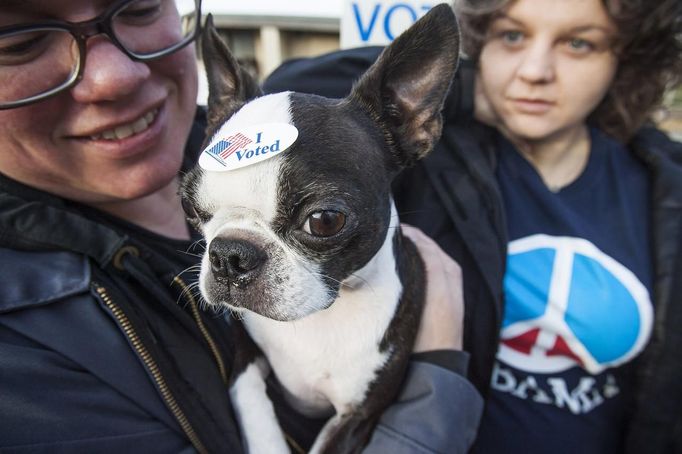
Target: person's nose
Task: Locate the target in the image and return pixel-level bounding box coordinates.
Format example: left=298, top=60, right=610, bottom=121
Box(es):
left=516, top=41, right=555, bottom=84
left=70, top=36, right=151, bottom=103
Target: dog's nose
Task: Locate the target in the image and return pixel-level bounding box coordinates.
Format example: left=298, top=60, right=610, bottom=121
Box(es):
left=208, top=238, right=267, bottom=287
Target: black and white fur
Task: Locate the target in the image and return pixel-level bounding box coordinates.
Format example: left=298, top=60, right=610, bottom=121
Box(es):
left=181, top=6, right=459, bottom=453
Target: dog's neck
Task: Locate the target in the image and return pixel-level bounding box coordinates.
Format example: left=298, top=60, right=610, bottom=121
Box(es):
left=242, top=203, right=403, bottom=415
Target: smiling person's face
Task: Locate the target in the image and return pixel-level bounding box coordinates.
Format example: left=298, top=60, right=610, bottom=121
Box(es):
left=476, top=0, right=618, bottom=143
left=0, top=0, right=198, bottom=204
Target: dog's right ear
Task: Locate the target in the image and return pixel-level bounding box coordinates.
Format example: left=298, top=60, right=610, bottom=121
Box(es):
left=201, top=14, right=262, bottom=133
left=349, top=4, right=459, bottom=169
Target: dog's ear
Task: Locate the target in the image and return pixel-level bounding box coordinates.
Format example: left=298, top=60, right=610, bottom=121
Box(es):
left=201, top=14, right=262, bottom=133
left=350, top=4, right=459, bottom=168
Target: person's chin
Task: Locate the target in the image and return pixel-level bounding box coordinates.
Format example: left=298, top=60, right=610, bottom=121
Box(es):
left=108, top=155, right=183, bottom=201
left=504, top=117, right=563, bottom=143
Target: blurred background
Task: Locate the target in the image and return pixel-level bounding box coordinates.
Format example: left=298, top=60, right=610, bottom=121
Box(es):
left=197, top=0, right=682, bottom=140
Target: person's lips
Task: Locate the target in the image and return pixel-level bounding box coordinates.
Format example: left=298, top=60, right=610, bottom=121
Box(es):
left=510, top=98, right=555, bottom=114
left=88, top=108, right=158, bottom=141
left=69, top=103, right=167, bottom=159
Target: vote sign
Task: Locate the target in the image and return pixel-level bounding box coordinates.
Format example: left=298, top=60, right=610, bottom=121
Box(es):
left=340, top=0, right=440, bottom=48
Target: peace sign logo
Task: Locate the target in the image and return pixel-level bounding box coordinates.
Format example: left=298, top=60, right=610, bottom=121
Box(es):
left=498, top=234, right=653, bottom=375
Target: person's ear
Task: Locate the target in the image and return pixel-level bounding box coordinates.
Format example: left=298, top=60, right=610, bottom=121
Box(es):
left=349, top=4, right=460, bottom=168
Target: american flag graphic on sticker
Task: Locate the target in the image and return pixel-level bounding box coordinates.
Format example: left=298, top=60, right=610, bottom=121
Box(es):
left=207, top=133, right=252, bottom=160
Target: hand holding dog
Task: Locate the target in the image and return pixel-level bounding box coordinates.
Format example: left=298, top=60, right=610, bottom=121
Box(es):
left=402, top=224, right=464, bottom=352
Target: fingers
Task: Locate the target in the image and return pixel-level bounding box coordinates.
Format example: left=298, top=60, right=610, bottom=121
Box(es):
left=402, top=224, right=464, bottom=352
left=401, top=224, right=462, bottom=284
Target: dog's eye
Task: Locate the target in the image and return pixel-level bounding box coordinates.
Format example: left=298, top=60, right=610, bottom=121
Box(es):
left=181, top=197, right=200, bottom=222
left=303, top=210, right=346, bottom=237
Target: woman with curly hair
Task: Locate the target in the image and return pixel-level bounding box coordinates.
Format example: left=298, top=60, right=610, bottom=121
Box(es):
left=264, top=0, right=682, bottom=452
left=450, top=1, right=682, bottom=453
left=457, top=0, right=682, bottom=144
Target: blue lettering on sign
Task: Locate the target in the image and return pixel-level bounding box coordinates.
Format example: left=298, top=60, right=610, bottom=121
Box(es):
left=353, top=3, right=381, bottom=42
left=352, top=2, right=433, bottom=42
left=384, top=4, right=417, bottom=40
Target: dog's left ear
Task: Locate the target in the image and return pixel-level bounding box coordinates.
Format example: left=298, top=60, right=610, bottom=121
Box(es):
left=201, top=14, right=262, bottom=133
left=350, top=4, right=459, bottom=168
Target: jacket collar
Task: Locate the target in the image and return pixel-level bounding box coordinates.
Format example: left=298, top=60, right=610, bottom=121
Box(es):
left=0, top=174, right=128, bottom=268
left=631, top=127, right=682, bottom=350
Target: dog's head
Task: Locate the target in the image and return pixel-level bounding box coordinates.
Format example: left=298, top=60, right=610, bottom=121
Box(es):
left=181, top=6, right=459, bottom=321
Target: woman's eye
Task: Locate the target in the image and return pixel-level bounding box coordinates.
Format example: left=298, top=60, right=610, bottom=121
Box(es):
left=0, top=32, right=49, bottom=64
left=303, top=211, right=346, bottom=237
left=500, top=30, right=524, bottom=44
left=116, top=0, right=162, bottom=24
left=567, top=38, right=594, bottom=52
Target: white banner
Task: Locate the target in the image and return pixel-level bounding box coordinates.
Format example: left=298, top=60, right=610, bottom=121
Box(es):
left=341, top=1, right=442, bottom=48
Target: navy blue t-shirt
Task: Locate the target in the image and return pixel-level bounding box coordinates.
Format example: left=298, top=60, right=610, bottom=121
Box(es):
left=474, top=128, right=653, bottom=454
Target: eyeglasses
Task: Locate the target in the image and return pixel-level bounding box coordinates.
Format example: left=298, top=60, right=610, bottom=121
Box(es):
left=0, top=0, right=201, bottom=110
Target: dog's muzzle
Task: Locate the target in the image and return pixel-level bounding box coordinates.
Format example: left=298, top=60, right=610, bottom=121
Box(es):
left=208, top=238, right=267, bottom=288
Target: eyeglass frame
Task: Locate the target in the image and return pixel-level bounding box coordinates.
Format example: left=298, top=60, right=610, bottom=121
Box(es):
left=0, top=0, right=202, bottom=110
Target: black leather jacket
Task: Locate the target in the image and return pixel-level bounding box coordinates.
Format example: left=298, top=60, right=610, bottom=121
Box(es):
left=0, top=111, right=244, bottom=453
left=264, top=46, right=682, bottom=453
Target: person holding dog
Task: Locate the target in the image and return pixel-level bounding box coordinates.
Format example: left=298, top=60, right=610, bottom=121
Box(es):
left=0, top=0, right=483, bottom=452
left=264, top=0, right=682, bottom=452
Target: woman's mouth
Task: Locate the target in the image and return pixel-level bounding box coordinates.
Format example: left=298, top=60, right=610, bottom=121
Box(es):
left=89, top=108, right=159, bottom=141
left=511, top=98, right=554, bottom=114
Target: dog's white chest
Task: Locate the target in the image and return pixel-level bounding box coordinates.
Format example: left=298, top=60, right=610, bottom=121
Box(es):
left=250, top=301, right=392, bottom=415
left=244, top=228, right=402, bottom=416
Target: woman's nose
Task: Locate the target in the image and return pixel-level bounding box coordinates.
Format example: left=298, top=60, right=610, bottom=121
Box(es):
left=516, top=41, right=556, bottom=84
left=70, top=35, right=151, bottom=103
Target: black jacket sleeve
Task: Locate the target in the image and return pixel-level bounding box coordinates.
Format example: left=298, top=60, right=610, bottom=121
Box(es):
left=366, top=361, right=482, bottom=454
left=263, top=46, right=477, bottom=125
left=263, top=46, right=384, bottom=98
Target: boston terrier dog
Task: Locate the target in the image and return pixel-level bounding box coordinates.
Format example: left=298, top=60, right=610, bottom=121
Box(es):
left=181, top=5, right=459, bottom=453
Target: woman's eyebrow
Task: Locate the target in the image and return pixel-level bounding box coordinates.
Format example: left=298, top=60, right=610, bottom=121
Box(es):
left=1, top=1, right=44, bottom=16
left=3, top=0, right=41, bottom=9
left=492, top=14, right=524, bottom=26
left=493, top=13, right=615, bottom=36
left=568, top=25, right=615, bottom=35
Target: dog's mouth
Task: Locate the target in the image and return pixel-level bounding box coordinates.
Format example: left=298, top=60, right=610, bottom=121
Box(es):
left=199, top=236, right=336, bottom=321
left=202, top=277, right=335, bottom=322
left=201, top=236, right=275, bottom=315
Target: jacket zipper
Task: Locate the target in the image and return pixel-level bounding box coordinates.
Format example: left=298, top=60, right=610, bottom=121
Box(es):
left=173, top=276, right=309, bottom=454
left=173, top=276, right=306, bottom=454
left=94, top=284, right=210, bottom=454
left=173, top=275, right=228, bottom=384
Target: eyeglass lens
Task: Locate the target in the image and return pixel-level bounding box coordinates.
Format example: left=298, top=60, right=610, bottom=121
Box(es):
left=0, top=0, right=199, bottom=108
left=0, top=29, right=79, bottom=105
left=114, top=0, right=198, bottom=57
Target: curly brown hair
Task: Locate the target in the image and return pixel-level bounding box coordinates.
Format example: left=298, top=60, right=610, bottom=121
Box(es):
left=454, top=0, right=682, bottom=142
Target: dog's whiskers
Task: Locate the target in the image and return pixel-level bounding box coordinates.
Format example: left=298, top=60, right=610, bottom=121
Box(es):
left=302, top=267, right=378, bottom=297
left=178, top=250, right=203, bottom=259
left=303, top=268, right=349, bottom=289
left=180, top=239, right=207, bottom=256
left=346, top=272, right=374, bottom=291
left=175, top=264, right=202, bottom=280
left=225, top=305, right=245, bottom=321
left=172, top=265, right=205, bottom=307
left=177, top=283, right=205, bottom=308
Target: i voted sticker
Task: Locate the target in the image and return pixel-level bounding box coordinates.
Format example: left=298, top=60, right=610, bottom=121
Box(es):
left=199, top=123, right=299, bottom=172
